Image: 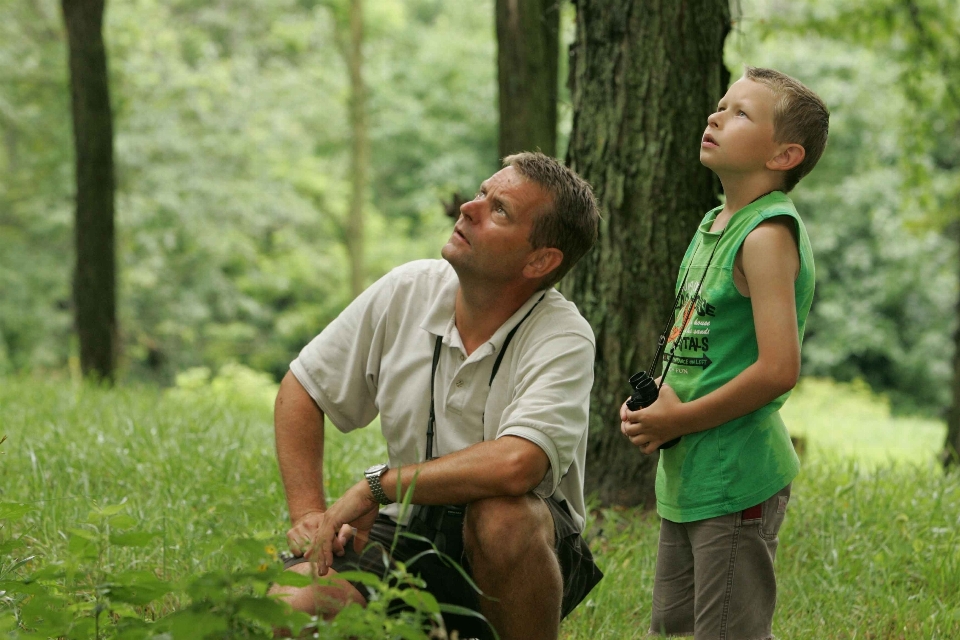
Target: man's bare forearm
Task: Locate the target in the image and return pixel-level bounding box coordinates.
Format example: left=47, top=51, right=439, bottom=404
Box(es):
left=378, top=435, right=549, bottom=506
left=275, top=371, right=327, bottom=523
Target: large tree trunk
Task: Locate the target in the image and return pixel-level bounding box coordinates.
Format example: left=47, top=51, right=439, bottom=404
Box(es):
left=563, top=0, right=730, bottom=506
left=496, top=0, right=560, bottom=159
left=345, top=0, right=367, bottom=299
left=62, top=0, right=116, bottom=382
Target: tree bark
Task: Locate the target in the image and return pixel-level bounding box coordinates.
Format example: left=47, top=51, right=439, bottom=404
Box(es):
left=345, top=0, right=367, bottom=299
left=944, top=225, right=960, bottom=468
left=62, top=0, right=116, bottom=382
left=496, top=0, right=560, bottom=159
left=563, top=0, right=730, bottom=506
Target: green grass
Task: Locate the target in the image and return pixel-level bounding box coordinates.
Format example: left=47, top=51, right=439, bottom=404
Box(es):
left=2, top=374, right=959, bottom=638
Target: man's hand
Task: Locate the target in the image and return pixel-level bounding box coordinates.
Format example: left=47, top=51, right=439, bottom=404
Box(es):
left=620, top=383, right=686, bottom=455
left=297, top=482, right=380, bottom=576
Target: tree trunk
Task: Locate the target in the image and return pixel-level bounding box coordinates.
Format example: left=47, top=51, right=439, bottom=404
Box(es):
left=62, top=0, right=116, bottom=382
left=563, top=0, right=730, bottom=506
left=345, top=0, right=367, bottom=299
left=944, top=225, right=960, bottom=468
left=496, top=0, right=560, bottom=159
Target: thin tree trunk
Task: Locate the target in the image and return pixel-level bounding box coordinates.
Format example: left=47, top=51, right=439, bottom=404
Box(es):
left=496, top=0, right=560, bottom=159
left=345, top=0, right=367, bottom=299
left=944, top=225, right=960, bottom=467
left=563, top=0, right=730, bottom=506
left=62, top=0, right=116, bottom=382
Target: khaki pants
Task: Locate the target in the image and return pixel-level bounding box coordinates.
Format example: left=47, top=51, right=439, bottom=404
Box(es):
left=649, top=484, right=791, bottom=640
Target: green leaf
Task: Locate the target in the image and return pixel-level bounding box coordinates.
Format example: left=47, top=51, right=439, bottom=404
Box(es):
left=108, top=514, right=139, bottom=529
left=329, top=569, right=385, bottom=587
left=109, top=531, right=161, bottom=547
left=0, top=502, right=32, bottom=521
left=235, top=595, right=293, bottom=626
left=272, top=570, right=312, bottom=588
left=0, top=579, right=49, bottom=596
left=164, top=609, right=229, bottom=639
left=397, top=588, right=440, bottom=614
left=0, top=538, right=26, bottom=555
left=103, top=571, right=174, bottom=606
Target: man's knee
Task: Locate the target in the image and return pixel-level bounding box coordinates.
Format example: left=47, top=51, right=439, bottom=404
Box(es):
left=463, top=494, right=554, bottom=566
left=268, top=562, right=366, bottom=618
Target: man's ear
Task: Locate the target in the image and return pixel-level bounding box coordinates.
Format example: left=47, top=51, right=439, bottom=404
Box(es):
left=767, top=143, right=805, bottom=172
left=523, top=247, right=564, bottom=281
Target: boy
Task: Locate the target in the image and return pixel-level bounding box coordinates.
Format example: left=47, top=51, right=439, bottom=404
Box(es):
left=620, top=67, right=829, bottom=639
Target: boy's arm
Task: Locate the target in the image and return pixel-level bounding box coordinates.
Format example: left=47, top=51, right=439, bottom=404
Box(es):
left=621, top=218, right=801, bottom=454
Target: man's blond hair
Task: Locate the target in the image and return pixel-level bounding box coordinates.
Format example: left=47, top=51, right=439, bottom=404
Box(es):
left=745, top=66, right=830, bottom=192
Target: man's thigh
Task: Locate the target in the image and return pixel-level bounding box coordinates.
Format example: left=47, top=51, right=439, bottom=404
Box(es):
left=269, top=562, right=366, bottom=618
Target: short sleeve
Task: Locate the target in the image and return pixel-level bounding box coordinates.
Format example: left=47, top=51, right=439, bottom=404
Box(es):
left=290, top=271, right=398, bottom=433
left=496, top=331, right=595, bottom=497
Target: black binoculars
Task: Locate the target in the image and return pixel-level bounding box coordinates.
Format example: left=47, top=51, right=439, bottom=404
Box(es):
left=627, top=370, right=680, bottom=450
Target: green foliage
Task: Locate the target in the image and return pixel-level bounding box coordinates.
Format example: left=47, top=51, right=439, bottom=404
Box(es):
left=0, top=0, right=495, bottom=384
left=0, top=379, right=483, bottom=638
left=728, top=0, right=959, bottom=413
left=1, top=377, right=955, bottom=638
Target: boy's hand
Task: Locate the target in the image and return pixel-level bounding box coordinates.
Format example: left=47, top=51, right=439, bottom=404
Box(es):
left=620, top=384, right=685, bottom=455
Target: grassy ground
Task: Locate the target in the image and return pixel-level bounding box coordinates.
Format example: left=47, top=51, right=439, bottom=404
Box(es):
left=1, top=374, right=958, bottom=638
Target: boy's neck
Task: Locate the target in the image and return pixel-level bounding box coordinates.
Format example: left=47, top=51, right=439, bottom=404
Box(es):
left=713, top=173, right=784, bottom=228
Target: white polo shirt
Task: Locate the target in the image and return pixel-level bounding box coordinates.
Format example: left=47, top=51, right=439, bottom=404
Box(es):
left=291, top=259, right=596, bottom=531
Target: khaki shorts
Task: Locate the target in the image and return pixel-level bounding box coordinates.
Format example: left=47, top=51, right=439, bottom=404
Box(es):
left=649, top=484, right=791, bottom=640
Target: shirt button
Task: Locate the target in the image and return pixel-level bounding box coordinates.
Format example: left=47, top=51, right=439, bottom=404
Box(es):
left=456, top=379, right=464, bottom=388
left=459, top=354, right=465, bottom=362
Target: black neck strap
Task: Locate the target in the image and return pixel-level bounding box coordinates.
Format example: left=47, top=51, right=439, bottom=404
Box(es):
left=425, top=293, right=545, bottom=460
left=652, top=226, right=727, bottom=388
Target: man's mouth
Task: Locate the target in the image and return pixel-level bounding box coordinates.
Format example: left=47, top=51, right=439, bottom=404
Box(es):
left=701, top=133, right=718, bottom=148
left=453, top=227, right=470, bottom=245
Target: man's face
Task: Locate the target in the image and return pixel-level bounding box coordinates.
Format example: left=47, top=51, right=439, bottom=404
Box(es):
left=441, top=166, right=549, bottom=283
left=700, top=77, right=780, bottom=176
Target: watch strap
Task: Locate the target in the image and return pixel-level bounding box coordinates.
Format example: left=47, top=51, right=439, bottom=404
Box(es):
left=365, top=465, right=392, bottom=505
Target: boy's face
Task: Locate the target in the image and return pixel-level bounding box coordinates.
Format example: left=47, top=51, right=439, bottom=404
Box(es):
left=700, top=78, right=781, bottom=177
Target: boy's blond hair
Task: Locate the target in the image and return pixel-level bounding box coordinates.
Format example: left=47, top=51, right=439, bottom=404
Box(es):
left=745, top=66, right=829, bottom=192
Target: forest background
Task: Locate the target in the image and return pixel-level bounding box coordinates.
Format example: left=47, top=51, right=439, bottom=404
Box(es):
left=1, top=0, right=958, bottom=418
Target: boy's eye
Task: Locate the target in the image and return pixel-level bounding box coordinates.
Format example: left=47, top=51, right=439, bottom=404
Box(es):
left=737, top=110, right=748, bottom=117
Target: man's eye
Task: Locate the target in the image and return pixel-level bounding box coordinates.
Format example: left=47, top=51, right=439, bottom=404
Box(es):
left=474, top=191, right=484, bottom=200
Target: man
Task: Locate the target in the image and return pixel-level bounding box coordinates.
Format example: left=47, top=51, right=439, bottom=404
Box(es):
left=271, top=152, right=603, bottom=640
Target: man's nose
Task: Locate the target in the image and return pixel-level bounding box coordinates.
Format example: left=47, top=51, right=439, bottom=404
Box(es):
left=459, top=198, right=479, bottom=221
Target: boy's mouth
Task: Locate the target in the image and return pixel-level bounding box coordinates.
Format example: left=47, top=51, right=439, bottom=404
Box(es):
left=701, top=133, right=718, bottom=148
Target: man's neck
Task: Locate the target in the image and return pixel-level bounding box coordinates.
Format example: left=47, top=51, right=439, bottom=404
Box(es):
left=713, top=172, right=783, bottom=229
left=454, top=279, right=539, bottom=356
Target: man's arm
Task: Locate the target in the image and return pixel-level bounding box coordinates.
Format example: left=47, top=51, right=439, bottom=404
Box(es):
left=275, top=370, right=329, bottom=555
left=307, top=435, right=548, bottom=575
left=622, top=218, right=801, bottom=453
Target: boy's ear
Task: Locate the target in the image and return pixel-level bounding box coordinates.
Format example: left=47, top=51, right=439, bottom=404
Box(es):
left=767, top=143, right=805, bottom=172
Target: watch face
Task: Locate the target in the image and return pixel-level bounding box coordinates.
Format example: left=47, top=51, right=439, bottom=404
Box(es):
left=365, top=463, right=387, bottom=476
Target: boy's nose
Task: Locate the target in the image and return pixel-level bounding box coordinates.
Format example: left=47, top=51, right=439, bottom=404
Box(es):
left=706, top=111, right=721, bottom=127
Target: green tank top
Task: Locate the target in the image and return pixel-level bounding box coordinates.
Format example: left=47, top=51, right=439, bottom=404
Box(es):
left=655, top=191, right=815, bottom=522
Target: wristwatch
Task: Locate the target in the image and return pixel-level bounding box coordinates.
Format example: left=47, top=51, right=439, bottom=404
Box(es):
left=364, top=463, right=392, bottom=505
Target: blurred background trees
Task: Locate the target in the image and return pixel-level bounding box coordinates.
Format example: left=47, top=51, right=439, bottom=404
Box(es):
left=1, top=0, right=959, bottom=474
